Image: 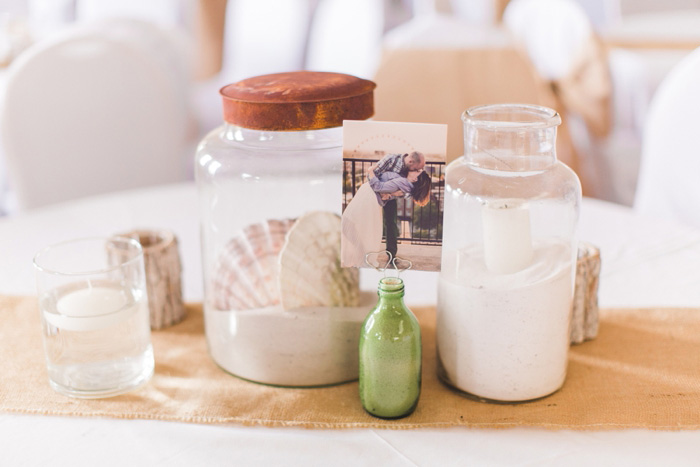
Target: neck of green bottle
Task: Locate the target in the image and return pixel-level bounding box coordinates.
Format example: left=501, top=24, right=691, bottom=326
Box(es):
left=377, top=277, right=405, bottom=299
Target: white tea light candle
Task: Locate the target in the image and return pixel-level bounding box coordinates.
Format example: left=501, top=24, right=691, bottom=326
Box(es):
left=45, top=285, right=142, bottom=332
left=57, top=285, right=127, bottom=316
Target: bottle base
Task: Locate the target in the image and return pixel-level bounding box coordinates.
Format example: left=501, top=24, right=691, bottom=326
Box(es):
left=362, top=403, right=418, bottom=420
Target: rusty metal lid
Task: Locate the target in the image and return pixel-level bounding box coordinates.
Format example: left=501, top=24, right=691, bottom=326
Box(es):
left=220, top=71, right=376, bottom=131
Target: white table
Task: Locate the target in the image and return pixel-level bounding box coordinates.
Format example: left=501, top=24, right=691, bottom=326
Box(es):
left=3, top=182, right=700, bottom=466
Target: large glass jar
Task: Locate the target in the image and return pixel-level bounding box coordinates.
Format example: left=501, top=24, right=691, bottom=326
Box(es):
left=436, top=104, right=581, bottom=402
left=195, top=71, right=376, bottom=387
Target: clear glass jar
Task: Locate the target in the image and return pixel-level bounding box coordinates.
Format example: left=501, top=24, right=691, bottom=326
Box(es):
left=436, top=104, right=581, bottom=402
left=195, top=71, right=375, bottom=387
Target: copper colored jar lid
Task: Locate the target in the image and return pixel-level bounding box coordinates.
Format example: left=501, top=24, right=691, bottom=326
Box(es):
left=220, top=71, right=376, bottom=131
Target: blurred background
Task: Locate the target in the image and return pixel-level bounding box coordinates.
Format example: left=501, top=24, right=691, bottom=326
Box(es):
left=1, top=0, right=699, bottom=217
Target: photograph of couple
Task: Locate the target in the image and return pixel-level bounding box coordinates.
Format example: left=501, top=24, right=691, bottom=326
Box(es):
left=340, top=121, right=447, bottom=272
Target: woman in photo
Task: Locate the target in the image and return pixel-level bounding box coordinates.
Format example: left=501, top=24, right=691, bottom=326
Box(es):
left=341, top=163, right=431, bottom=267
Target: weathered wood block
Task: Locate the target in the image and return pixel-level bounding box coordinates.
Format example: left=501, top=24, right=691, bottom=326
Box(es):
left=120, top=230, right=185, bottom=330
left=571, top=241, right=601, bottom=345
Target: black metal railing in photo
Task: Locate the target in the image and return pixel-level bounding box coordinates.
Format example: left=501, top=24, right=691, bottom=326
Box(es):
left=342, top=158, right=445, bottom=245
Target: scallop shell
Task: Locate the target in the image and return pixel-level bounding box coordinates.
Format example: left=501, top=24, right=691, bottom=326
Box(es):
left=210, top=218, right=295, bottom=311
left=278, top=211, right=360, bottom=309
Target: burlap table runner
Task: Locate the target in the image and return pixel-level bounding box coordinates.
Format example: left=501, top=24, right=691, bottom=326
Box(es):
left=2, top=295, right=700, bottom=429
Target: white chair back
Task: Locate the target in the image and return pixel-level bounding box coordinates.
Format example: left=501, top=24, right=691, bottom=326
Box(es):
left=634, top=46, right=700, bottom=227
left=305, top=0, right=384, bottom=79
left=504, top=0, right=613, bottom=199
left=503, top=0, right=593, bottom=81
left=0, top=19, right=193, bottom=211
left=221, top=0, right=311, bottom=82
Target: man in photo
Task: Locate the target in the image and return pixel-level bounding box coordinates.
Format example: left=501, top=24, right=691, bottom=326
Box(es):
left=372, top=152, right=426, bottom=259
left=341, top=151, right=431, bottom=267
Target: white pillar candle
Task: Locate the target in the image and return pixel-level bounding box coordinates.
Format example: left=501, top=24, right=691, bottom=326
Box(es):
left=45, top=285, right=139, bottom=332
left=482, top=199, right=534, bottom=274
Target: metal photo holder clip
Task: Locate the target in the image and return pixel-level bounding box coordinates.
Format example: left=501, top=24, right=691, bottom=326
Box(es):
left=364, top=250, right=413, bottom=278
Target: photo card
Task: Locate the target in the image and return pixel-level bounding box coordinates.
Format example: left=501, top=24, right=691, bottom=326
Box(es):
left=340, top=120, right=448, bottom=272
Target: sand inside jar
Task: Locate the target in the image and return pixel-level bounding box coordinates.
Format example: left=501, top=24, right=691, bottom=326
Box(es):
left=204, top=291, right=374, bottom=387
left=437, top=241, right=573, bottom=402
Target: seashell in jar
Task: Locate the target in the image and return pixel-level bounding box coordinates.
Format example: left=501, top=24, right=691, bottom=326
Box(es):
left=278, top=211, right=360, bottom=310
left=211, top=212, right=360, bottom=311
left=210, top=218, right=295, bottom=311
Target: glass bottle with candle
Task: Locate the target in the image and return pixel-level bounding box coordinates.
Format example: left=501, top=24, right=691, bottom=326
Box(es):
left=436, top=104, right=581, bottom=403
left=359, top=277, right=421, bottom=419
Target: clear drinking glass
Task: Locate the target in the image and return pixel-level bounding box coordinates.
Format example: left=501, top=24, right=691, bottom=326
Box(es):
left=33, top=236, right=154, bottom=398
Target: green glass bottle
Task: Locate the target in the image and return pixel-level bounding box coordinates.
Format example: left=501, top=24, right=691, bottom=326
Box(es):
left=359, top=277, right=421, bottom=419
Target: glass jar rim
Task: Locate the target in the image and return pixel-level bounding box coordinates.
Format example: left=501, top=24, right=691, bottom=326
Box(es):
left=33, top=236, right=143, bottom=276
left=462, top=104, right=561, bottom=130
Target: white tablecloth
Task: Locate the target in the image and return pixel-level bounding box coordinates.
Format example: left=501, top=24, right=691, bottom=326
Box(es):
left=2, top=182, right=700, bottom=466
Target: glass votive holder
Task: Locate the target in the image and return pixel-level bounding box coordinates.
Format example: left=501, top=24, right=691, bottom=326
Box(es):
left=33, top=236, right=154, bottom=398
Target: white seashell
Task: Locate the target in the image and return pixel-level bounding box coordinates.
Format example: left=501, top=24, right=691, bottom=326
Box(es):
left=210, top=218, right=295, bottom=311
left=278, top=211, right=360, bottom=310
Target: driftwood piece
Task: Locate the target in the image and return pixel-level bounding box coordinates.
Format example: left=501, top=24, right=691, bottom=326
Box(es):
left=120, top=230, right=185, bottom=330
left=571, top=241, right=601, bottom=345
